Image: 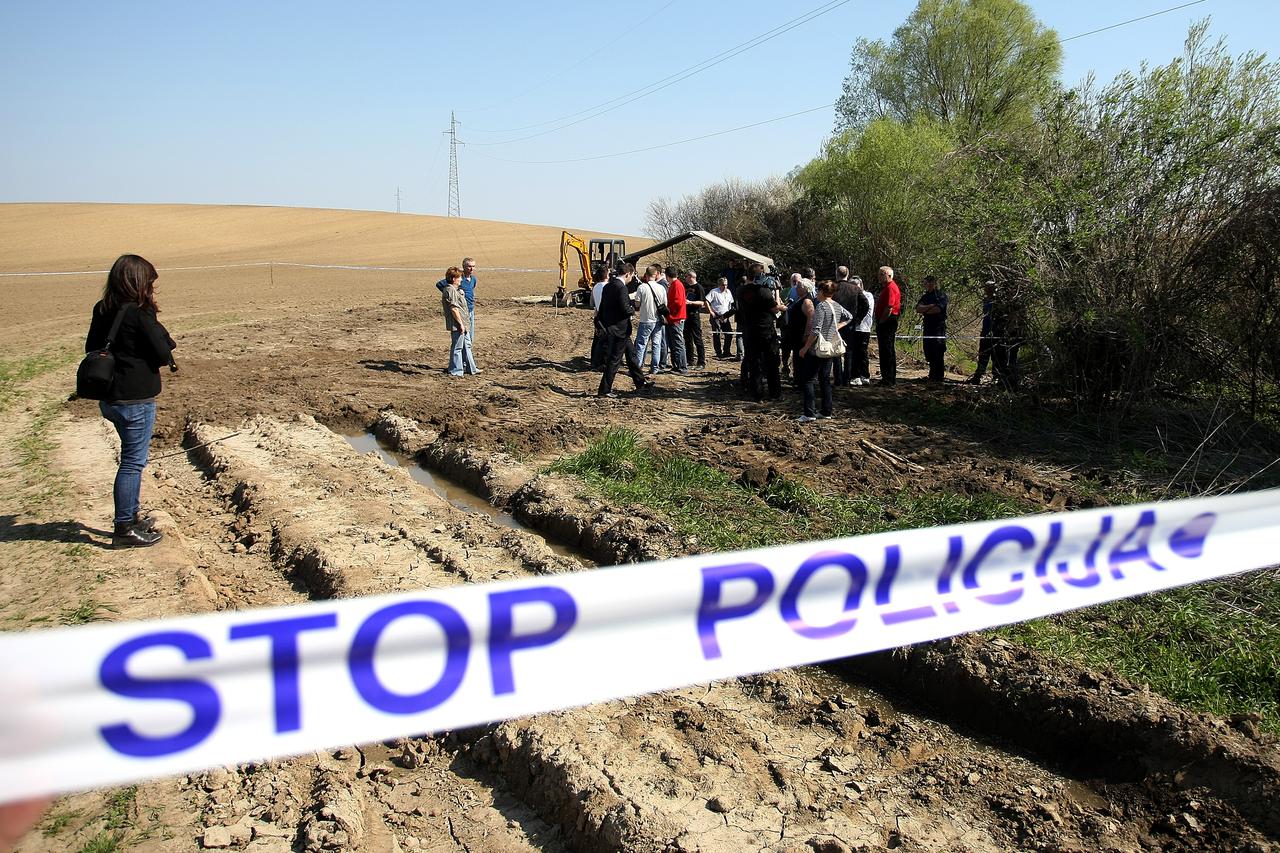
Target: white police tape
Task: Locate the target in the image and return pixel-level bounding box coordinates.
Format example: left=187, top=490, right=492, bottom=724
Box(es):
left=1, top=488, right=1276, bottom=803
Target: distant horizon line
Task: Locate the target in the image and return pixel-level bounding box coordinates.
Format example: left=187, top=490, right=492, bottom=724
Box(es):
left=0, top=200, right=645, bottom=240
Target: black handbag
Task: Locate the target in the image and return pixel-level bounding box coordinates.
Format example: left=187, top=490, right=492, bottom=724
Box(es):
left=76, top=306, right=129, bottom=400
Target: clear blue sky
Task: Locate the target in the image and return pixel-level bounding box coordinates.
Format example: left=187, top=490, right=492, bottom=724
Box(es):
left=1, top=1, right=1276, bottom=236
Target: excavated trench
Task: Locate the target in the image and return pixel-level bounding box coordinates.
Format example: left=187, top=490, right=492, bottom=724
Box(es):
left=339, top=430, right=583, bottom=561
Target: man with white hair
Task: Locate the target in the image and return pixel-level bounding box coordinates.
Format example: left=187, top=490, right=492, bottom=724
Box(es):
left=874, top=265, right=901, bottom=386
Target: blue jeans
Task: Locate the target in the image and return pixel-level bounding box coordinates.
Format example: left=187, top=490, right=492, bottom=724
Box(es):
left=100, top=400, right=156, bottom=527
left=800, top=353, right=834, bottom=417
left=449, top=329, right=479, bottom=375
left=467, top=305, right=475, bottom=342
left=666, top=320, right=687, bottom=370
left=635, top=321, right=663, bottom=372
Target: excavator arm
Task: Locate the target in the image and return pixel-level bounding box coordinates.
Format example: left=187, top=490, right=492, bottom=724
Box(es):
left=558, top=231, right=592, bottom=303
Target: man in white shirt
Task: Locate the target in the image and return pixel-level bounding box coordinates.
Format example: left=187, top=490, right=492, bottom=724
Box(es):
left=706, top=276, right=736, bottom=359
left=851, top=276, right=875, bottom=385
left=589, top=262, right=610, bottom=370
left=631, top=265, right=667, bottom=374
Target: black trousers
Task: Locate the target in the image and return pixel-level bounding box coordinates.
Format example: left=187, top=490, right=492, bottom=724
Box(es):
left=853, top=330, right=871, bottom=379
left=598, top=328, right=646, bottom=395
left=972, top=336, right=994, bottom=381
left=590, top=320, right=607, bottom=371
left=799, top=352, right=834, bottom=417
left=834, top=326, right=856, bottom=384
left=876, top=315, right=899, bottom=384
left=709, top=316, right=733, bottom=357
left=684, top=314, right=705, bottom=366
left=743, top=327, right=781, bottom=400
left=923, top=336, right=946, bottom=381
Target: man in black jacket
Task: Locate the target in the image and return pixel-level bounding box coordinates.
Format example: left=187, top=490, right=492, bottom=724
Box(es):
left=738, top=262, right=785, bottom=401
left=597, top=263, right=653, bottom=398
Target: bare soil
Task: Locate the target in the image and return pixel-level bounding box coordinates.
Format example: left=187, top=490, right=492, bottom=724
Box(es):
left=2, top=204, right=1277, bottom=852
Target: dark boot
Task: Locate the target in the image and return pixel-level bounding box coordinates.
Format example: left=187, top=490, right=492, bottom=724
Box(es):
left=113, top=522, right=163, bottom=549
left=133, top=512, right=157, bottom=532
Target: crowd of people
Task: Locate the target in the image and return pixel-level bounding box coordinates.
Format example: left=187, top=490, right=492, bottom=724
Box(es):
left=588, top=257, right=1019, bottom=418
left=423, top=252, right=1019, bottom=409
left=588, top=258, right=1008, bottom=417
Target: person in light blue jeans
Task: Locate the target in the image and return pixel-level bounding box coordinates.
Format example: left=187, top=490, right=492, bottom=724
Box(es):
left=441, top=265, right=480, bottom=376
left=84, top=254, right=175, bottom=548
left=631, top=267, right=667, bottom=373
left=634, top=321, right=662, bottom=373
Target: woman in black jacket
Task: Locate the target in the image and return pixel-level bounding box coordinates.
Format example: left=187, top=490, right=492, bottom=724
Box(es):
left=85, top=254, right=176, bottom=548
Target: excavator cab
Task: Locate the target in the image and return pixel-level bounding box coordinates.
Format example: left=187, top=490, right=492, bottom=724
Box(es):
left=555, top=231, right=626, bottom=308
left=590, top=239, right=626, bottom=274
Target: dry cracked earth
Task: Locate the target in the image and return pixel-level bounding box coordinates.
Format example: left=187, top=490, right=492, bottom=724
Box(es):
left=4, top=293, right=1279, bottom=853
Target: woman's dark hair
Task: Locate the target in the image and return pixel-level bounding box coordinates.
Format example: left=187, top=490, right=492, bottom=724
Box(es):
left=102, top=254, right=159, bottom=314
left=817, top=279, right=837, bottom=297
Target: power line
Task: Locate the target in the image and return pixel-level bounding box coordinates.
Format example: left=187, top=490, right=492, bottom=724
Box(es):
left=458, top=1, right=1210, bottom=172
left=1060, top=0, right=1208, bottom=43
left=470, top=102, right=837, bottom=166
left=468, top=0, right=854, bottom=143
left=464, top=0, right=682, bottom=117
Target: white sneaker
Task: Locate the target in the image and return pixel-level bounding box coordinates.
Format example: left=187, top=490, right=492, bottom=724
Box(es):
left=798, top=415, right=817, bottom=423
left=854, top=377, right=867, bottom=386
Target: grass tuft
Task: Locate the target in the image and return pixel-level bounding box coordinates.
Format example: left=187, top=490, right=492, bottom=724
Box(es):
left=550, top=427, right=1031, bottom=551
left=77, top=830, right=124, bottom=853
left=61, top=599, right=115, bottom=625
left=42, top=808, right=81, bottom=836
left=0, top=348, right=77, bottom=415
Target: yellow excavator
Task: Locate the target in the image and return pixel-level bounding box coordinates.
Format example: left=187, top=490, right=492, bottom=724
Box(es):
left=554, top=230, right=625, bottom=308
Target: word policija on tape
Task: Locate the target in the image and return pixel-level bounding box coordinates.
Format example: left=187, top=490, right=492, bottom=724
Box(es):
left=0, top=489, right=1276, bottom=802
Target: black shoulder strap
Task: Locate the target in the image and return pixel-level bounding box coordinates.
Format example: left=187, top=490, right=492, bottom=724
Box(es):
left=104, top=305, right=130, bottom=349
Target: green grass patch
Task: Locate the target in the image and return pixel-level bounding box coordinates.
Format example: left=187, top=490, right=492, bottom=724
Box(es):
left=72, top=786, right=136, bottom=853
left=13, top=396, right=70, bottom=508
left=78, top=830, right=125, bottom=853
left=0, top=347, right=77, bottom=415
left=61, top=598, right=115, bottom=625
left=42, top=807, right=81, bottom=836
left=998, top=570, right=1280, bottom=733
left=180, top=312, right=244, bottom=331
left=548, top=427, right=1031, bottom=551
left=103, top=786, right=136, bottom=830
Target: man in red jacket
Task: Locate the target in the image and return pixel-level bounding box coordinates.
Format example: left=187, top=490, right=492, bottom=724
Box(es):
left=875, top=265, right=901, bottom=386
left=663, top=265, right=689, bottom=374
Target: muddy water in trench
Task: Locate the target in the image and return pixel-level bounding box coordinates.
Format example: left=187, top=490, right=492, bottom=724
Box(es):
left=341, top=431, right=581, bottom=560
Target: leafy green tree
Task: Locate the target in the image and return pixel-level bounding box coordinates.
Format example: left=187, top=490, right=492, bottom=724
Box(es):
left=796, top=118, right=953, bottom=277
left=836, top=0, right=1061, bottom=134
left=932, top=22, right=1280, bottom=410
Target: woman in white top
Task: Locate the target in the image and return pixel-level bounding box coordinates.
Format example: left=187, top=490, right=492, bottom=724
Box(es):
left=796, top=279, right=853, bottom=421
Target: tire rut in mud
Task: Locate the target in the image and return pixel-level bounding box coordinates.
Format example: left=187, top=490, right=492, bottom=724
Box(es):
left=158, top=415, right=577, bottom=852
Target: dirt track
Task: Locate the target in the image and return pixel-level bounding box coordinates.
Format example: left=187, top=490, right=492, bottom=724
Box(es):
left=2, top=205, right=1278, bottom=852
